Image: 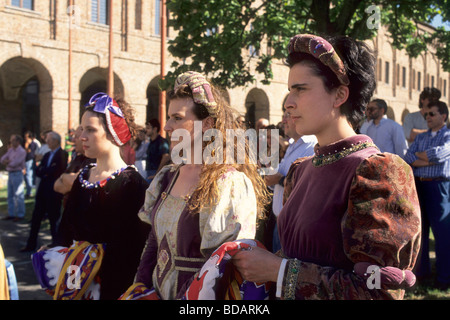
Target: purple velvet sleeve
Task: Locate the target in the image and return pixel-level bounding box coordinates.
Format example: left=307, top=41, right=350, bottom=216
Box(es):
left=134, top=227, right=158, bottom=288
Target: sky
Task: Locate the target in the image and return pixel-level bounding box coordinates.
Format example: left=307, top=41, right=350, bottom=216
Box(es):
left=431, top=14, right=450, bottom=30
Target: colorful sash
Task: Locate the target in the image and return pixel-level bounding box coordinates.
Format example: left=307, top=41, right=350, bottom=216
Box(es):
left=119, top=283, right=160, bottom=300
left=32, top=246, right=68, bottom=296
left=183, top=239, right=271, bottom=300
left=32, top=241, right=105, bottom=300
left=120, top=239, right=271, bottom=300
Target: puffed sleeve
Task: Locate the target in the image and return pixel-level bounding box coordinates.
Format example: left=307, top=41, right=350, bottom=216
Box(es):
left=344, top=153, right=421, bottom=269
left=198, top=170, right=258, bottom=257
left=280, top=153, right=421, bottom=300
left=138, top=164, right=174, bottom=224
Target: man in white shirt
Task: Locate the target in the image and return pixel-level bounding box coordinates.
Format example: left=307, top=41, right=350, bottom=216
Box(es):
left=361, top=99, right=408, bottom=158
left=264, top=111, right=316, bottom=252
left=403, top=87, right=441, bottom=146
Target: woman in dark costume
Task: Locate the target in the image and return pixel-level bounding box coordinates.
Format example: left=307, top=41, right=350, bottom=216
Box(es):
left=54, top=93, right=150, bottom=300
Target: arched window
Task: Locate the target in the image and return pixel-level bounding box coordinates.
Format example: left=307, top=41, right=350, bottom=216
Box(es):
left=154, top=0, right=169, bottom=36
left=11, top=0, right=33, bottom=10
left=384, top=61, right=390, bottom=84
left=417, top=72, right=421, bottom=91
left=444, top=80, right=447, bottom=97
left=135, top=0, right=142, bottom=30
left=91, top=0, right=109, bottom=25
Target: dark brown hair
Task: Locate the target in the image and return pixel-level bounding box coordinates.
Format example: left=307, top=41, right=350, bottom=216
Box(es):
left=287, top=35, right=376, bottom=129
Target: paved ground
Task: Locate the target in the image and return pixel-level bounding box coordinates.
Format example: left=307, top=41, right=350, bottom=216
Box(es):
left=0, top=216, right=52, bottom=300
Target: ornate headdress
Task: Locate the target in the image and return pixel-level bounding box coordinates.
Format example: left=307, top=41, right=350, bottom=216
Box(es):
left=174, top=71, right=218, bottom=117
left=85, top=93, right=131, bottom=146
left=288, top=34, right=350, bottom=86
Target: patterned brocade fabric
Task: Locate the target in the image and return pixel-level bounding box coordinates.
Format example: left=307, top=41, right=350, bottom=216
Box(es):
left=280, top=139, right=421, bottom=300
left=344, top=153, right=421, bottom=271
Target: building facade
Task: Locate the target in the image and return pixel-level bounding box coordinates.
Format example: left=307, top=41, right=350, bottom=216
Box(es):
left=0, top=0, right=449, bottom=160
left=372, top=24, right=450, bottom=123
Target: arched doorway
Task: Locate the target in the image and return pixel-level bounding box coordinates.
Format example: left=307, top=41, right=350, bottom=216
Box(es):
left=146, top=76, right=169, bottom=124
left=282, top=94, right=288, bottom=112
left=79, top=67, right=124, bottom=123
left=146, top=77, right=160, bottom=123
left=219, top=88, right=230, bottom=105
left=245, top=88, right=270, bottom=129
left=386, top=106, right=396, bottom=121
left=21, top=78, right=40, bottom=134
left=401, top=108, right=410, bottom=124
left=0, top=57, right=52, bottom=157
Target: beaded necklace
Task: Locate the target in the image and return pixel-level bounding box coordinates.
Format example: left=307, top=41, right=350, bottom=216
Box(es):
left=78, top=163, right=136, bottom=189
left=312, top=141, right=378, bottom=167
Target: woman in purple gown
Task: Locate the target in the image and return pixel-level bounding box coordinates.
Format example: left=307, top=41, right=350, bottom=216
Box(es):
left=232, top=34, right=421, bottom=300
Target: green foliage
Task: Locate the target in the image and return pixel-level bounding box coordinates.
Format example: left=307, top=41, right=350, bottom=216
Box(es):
left=162, top=0, right=450, bottom=89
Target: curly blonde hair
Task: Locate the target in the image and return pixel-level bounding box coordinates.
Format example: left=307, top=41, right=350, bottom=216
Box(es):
left=168, top=84, right=271, bottom=220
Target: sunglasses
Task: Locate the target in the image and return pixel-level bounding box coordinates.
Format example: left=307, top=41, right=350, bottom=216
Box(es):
left=423, top=111, right=440, bottom=119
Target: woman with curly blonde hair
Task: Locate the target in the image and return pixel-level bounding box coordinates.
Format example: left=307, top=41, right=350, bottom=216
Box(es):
left=132, top=71, right=270, bottom=300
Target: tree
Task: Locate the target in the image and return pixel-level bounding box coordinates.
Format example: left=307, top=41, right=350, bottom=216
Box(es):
left=162, top=0, right=450, bottom=89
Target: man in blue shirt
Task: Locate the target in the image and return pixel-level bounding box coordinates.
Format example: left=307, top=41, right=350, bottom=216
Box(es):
left=361, top=99, right=408, bottom=158
left=145, top=119, right=170, bottom=183
left=404, top=100, right=450, bottom=290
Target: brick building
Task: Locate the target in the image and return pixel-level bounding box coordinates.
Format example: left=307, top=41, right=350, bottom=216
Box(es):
left=0, top=0, right=449, bottom=161
left=373, top=24, right=450, bottom=123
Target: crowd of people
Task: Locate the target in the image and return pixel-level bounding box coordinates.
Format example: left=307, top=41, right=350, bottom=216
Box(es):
left=257, top=86, right=449, bottom=294
left=0, top=32, right=449, bottom=300
left=359, top=86, right=450, bottom=291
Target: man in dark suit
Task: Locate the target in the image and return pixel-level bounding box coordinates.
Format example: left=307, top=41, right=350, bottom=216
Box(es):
left=21, top=131, right=68, bottom=252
